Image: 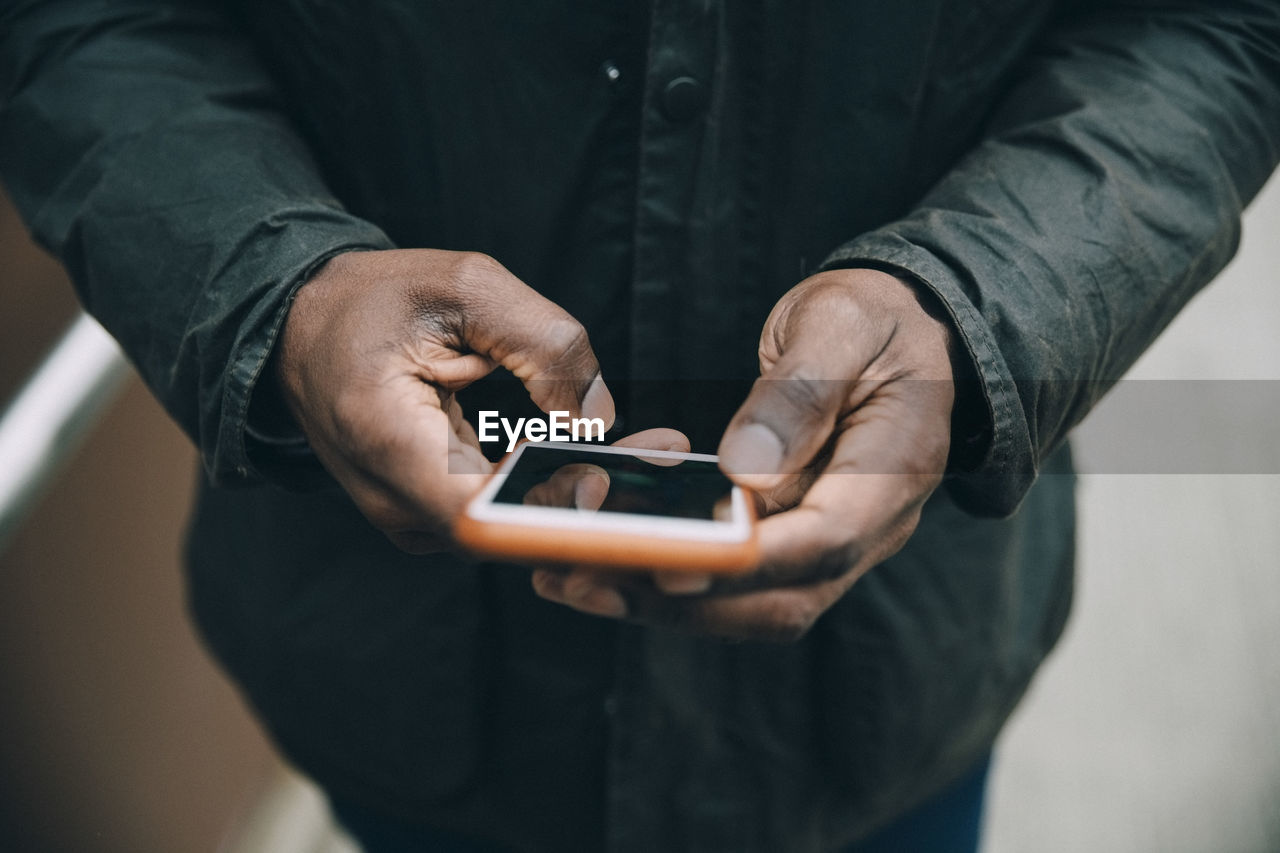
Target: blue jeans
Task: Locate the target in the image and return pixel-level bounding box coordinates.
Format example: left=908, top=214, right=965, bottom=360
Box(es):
left=332, top=753, right=992, bottom=853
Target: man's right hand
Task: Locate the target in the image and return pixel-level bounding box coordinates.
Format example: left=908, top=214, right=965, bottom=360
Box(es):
left=274, top=248, right=615, bottom=553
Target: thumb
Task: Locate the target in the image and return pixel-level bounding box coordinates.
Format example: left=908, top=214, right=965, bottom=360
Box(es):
left=718, top=321, right=883, bottom=490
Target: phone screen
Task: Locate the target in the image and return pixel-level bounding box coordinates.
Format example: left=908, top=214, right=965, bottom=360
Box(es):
left=491, top=444, right=734, bottom=521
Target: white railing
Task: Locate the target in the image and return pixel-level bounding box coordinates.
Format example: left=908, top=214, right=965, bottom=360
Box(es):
left=0, top=312, right=130, bottom=550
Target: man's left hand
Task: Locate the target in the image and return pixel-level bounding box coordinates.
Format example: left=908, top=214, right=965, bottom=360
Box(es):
left=531, top=268, right=958, bottom=641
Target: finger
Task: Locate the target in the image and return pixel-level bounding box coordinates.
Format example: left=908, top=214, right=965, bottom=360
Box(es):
left=333, top=375, right=493, bottom=541
left=417, top=351, right=499, bottom=391
left=572, top=467, right=610, bottom=510
left=612, top=427, right=691, bottom=468
left=532, top=568, right=628, bottom=619
left=535, top=567, right=849, bottom=643
left=747, top=440, right=829, bottom=517
left=445, top=391, right=484, bottom=451
left=652, top=572, right=714, bottom=595
left=610, top=428, right=691, bottom=454
left=522, top=463, right=611, bottom=510
left=717, top=314, right=885, bottom=491
left=454, top=255, right=616, bottom=428
left=539, top=565, right=711, bottom=609
left=519, top=427, right=690, bottom=515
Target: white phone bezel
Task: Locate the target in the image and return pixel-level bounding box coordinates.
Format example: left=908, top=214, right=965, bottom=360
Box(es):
left=464, top=442, right=752, bottom=543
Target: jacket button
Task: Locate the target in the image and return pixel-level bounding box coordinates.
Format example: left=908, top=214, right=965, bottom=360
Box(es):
left=660, top=76, right=708, bottom=123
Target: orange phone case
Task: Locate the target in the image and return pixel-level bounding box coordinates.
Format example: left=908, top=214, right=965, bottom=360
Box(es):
left=453, top=478, right=759, bottom=573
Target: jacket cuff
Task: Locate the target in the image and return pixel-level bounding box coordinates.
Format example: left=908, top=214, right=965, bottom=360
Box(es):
left=818, top=230, right=1036, bottom=517
left=212, top=216, right=395, bottom=489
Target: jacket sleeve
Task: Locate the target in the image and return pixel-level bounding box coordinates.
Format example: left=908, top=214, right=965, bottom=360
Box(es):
left=0, top=0, right=395, bottom=486
left=819, top=0, right=1280, bottom=516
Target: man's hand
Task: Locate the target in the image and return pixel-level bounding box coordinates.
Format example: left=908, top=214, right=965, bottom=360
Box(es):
left=532, top=268, right=956, bottom=641
left=275, top=248, right=614, bottom=553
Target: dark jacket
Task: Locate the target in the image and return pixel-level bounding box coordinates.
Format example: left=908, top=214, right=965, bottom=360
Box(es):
left=2, top=1, right=1277, bottom=850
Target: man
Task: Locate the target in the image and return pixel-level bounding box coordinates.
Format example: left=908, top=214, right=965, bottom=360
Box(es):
left=2, top=1, right=1277, bottom=851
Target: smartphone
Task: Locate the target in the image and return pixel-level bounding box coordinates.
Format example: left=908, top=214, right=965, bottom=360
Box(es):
left=454, top=442, right=758, bottom=572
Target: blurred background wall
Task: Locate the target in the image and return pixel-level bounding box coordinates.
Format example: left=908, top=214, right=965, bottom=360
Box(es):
left=1, top=171, right=1278, bottom=852
left=985, top=173, right=1280, bottom=851
left=0, top=187, right=276, bottom=852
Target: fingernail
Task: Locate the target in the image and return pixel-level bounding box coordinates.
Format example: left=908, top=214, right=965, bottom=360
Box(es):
left=581, top=375, right=616, bottom=429
left=720, top=422, right=784, bottom=476
left=655, top=573, right=713, bottom=595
